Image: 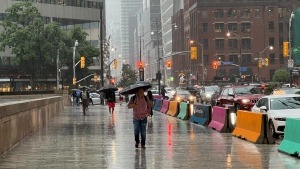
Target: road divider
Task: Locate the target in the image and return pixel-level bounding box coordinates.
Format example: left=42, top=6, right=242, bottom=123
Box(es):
left=208, top=106, right=230, bottom=133
left=278, top=118, right=300, bottom=157
left=189, top=104, right=211, bottom=126
left=177, top=102, right=189, bottom=120
left=153, top=99, right=163, bottom=111
left=166, top=101, right=179, bottom=117
left=160, top=100, right=170, bottom=114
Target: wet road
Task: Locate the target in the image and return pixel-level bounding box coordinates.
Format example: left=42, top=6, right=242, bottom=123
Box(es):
left=0, top=104, right=299, bottom=168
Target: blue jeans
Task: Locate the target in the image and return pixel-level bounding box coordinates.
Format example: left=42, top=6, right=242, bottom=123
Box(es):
left=133, top=118, right=147, bottom=145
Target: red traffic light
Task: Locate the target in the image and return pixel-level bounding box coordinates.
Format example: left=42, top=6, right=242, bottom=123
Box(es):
left=110, top=78, right=115, bottom=85
left=138, top=62, right=143, bottom=68
left=166, top=60, right=172, bottom=68
left=213, top=61, right=218, bottom=69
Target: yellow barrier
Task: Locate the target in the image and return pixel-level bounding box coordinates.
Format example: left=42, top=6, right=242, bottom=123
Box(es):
left=166, top=101, right=179, bottom=117
left=232, top=110, right=265, bottom=143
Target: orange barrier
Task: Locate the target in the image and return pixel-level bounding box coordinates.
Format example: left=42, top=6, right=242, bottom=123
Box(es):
left=166, top=101, right=179, bottom=117
left=232, top=110, right=274, bottom=144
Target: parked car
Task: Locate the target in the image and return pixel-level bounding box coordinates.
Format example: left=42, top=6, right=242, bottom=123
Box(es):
left=216, top=85, right=264, bottom=111
left=173, top=90, right=195, bottom=104
left=165, top=87, right=176, bottom=100
left=251, top=94, right=300, bottom=138
left=90, top=92, right=101, bottom=105
left=196, top=86, right=219, bottom=104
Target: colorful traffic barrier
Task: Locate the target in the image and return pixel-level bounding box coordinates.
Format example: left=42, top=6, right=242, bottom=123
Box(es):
left=177, top=102, right=189, bottom=120
left=160, top=100, right=170, bottom=114
left=278, top=118, right=300, bottom=157
left=189, top=104, right=211, bottom=126
left=153, top=99, right=163, bottom=111
left=153, top=95, right=163, bottom=100
left=166, top=101, right=179, bottom=117
left=232, top=110, right=274, bottom=144
left=208, top=106, right=230, bottom=133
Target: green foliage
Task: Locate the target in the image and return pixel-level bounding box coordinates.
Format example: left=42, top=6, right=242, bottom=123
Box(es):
left=272, top=69, right=289, bottom=83
left=118, top=64, right=137, bottom=87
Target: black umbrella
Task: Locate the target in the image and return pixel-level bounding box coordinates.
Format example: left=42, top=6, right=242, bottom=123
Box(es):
left=120, top=82, right=152, bottom=95
left=98, top=84, right=118, bottom=92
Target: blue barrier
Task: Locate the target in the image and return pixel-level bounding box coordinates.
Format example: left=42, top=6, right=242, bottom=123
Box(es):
left=189, top=104, right=212, bottom=125
left=153, top=99, right=163, bottom=111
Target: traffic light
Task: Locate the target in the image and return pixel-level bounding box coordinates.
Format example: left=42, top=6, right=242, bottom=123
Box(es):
left=138, top=62, right=143, bottom=69
left=213, top=61, right=218, bottom=69
left=72, top=78, right=76, bottom=85
left=113, top=59, right=118, bottom=69
left=283, top=41, right=289, bottom=57
left=264, top=58, right=269, bottom=66
left=94, top=75, right=97, bottom=82
left=166, top=60, right=172, bottom=68
left=110, top=78, right=115, bottom=85
left=258, top=60, right=262, bottom=68
left=190, top=47, right=197, bottom=59
left=80, top=56, right=85, bottom=68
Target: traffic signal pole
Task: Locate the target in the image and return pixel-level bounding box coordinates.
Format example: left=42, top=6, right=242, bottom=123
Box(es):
left=156, top=22, right=161, bottom=95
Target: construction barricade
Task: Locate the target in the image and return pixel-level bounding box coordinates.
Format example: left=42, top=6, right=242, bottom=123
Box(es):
left=208, top=106, right=231, bottom=133
left=189, top=104, right=212, bottom=126
left=160, top=100, right=170, bottom=114
left=153, top=99, right=163, bottom=111
left=232, top=110, right=275, bottom=144
left=166, top=101, right=179, bottom=117
left=278, top=118, right=300, bottom=157
left=177, top=102, right=189, bottom=120
left=153, top=95, right=163, bottom=100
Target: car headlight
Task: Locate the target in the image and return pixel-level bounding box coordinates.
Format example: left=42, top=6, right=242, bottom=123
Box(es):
left=176, top=97, right=181, bottom=101
left=242, top=99, right=250, bottom=103
left=274, top=117, right=286, bottom=121
left=206, top=94, right=211, bottom=98
left=189, top=96, right=194, bottom=100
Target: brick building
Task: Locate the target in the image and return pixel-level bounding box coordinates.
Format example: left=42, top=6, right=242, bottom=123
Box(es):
left=171, top=0, right=300, bottom=87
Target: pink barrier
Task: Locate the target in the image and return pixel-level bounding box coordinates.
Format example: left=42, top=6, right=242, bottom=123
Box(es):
left=208, top=106, right=229, bottom=133
left=154, top=95, right=163, bottom=100
left=159, top=100, right=170, bottom=114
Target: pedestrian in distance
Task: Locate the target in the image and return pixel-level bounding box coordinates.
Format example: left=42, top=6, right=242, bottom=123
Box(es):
left=147, top=90, right=154, bottom=117
left=72, top=91, right=77, bottom=106
left=79, top=87, right=89, bottom=115
left=161, top=86, right=167, bottom=99
left=119, top=94, right=124, bottom=106
left=128, top=88, right=152, bottom=149
left=106, top=89, right=116, bottom=114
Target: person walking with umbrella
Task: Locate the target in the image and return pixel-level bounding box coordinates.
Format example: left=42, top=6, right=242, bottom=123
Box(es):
left=79, top=87, right=90, bottom=115
left=106, top=89, right=116, bottom=114
left=128, top=87, right=152, bottom=149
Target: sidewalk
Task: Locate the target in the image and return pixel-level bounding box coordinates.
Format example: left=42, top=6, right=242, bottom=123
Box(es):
left=0, top=104, right=299, bottom=168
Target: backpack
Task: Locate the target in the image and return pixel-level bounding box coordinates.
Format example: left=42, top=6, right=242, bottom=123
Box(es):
left=82, top=91, right=88, bottom=100
left=132, top=95, right=148, bottom=103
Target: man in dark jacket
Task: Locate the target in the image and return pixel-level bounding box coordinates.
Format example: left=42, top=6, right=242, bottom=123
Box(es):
left=79, top=87, right=89, bottom=115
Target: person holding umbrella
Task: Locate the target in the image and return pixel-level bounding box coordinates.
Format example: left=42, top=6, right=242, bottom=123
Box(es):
left=106, top=89, right=116, bottom=114
left=126, top=82, right=152, bottom=149
left=79, top=87, right=89, bottom=115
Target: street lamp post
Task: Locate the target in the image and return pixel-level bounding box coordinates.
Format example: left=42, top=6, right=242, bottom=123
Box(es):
left=227, top=31, right=242, bottom=77
left=258, top=46, right=273, bottom=81
left=73, top=40, right=78, bottom=87
left=289, top=12, right=295, bottom=87
left=190, top=40, right=204, bottom=83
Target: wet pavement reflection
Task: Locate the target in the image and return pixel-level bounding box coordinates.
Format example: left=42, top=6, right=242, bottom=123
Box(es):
left=1, top=104, right=300, bottom=168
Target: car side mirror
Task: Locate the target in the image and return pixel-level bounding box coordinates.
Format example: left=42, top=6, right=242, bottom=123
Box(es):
left=260, top=106, right=268, bottom=113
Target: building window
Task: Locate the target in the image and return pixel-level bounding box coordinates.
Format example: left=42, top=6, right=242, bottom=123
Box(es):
left=214, top=9, right=224, bottom=18
left=204, top=55, right=209, bottom=64
left=202, top=23, right=208, bottom=32
left=203, top=39, right=208, bottom=50
left=241, top=22, right=251, bottom=33
left=241, top=9, right=250, bottom=18
left=214, top=23, right=224, bottom=33
left=228, top=39, right=238, bottom=50
left=269, top=22, right=274, bottom=32
left=278, top=8, right=283, bottom=18
left=228, top=8, right=237, bottom=18
left=215, top=39, right=225, bottom=50
left=280, top=54, right=284, bottom=64
left=270, top=54, right=276, bottom=64
left=255, top=8, right=260, bottom=17
left=228, top=23, right=237, bottom=32
left=241, top=54, right=251, bottom=64
left=268, top=7, right=274, bottom=17
left=202, top=10, right=208, bottom=18
left=241, top=38, right=251, bottom=49
left=279, top=23, right=283, bottom=32
left=269, top=37, right=275, bottom=46
left=229, top=54, right=239, bottom=64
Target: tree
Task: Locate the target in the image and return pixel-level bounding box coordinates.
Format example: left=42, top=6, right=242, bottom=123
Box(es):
left=118, top=64, right=137, bottom=87
left=272, top=69, right=289, bottom=83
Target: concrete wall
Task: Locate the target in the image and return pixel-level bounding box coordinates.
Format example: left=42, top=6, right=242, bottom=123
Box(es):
left=0, top=96, right=64, bottom=155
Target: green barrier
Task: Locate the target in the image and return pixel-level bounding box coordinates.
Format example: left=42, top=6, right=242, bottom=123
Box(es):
left=177, top=102, right=189, bottom=120
left=278, top=118, right=300, bottom=157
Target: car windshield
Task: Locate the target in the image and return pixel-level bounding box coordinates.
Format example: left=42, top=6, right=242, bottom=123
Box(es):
left=235, top=86, right=261, bottom=95
left=270, top=97, right=300, bottom=110
left=205, top=87, right=217, bottom=92
left=283, top=89, right=300, bottom=94
left=177, top=90, right=190, bottom=95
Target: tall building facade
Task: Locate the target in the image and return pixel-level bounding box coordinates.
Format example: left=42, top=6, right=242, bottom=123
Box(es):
left=0, top=0, right=105, bottom=91
left=171, top=0, right=300, bottom=87
left=120, top=0, right=142, bottom=66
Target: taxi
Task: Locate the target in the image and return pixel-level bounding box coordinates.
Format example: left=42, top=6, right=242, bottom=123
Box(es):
left=271, top=88, right=300, bottom=95
left=251, top=94, right=300, bottom=138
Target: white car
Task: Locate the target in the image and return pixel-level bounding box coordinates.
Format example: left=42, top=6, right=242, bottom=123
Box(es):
left=251, top=94, right=300, bottom=138
left=165, top=87, right=176, bottom=100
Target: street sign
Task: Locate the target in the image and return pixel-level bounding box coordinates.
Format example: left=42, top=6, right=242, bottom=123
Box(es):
left=217, top=61, right=221, bottom=65
left=222, top=62, right=233, bottom=65
left=239, top=67, right=247, bottom=72
left=288, top=59, right=294, bottom=68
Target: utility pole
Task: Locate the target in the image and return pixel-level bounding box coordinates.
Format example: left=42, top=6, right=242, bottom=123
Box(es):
left=56, top=49, right=60, bottom=90
left=100, top=2, right=104, bottom=87
left=156, top=22, right=161, bottom=95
